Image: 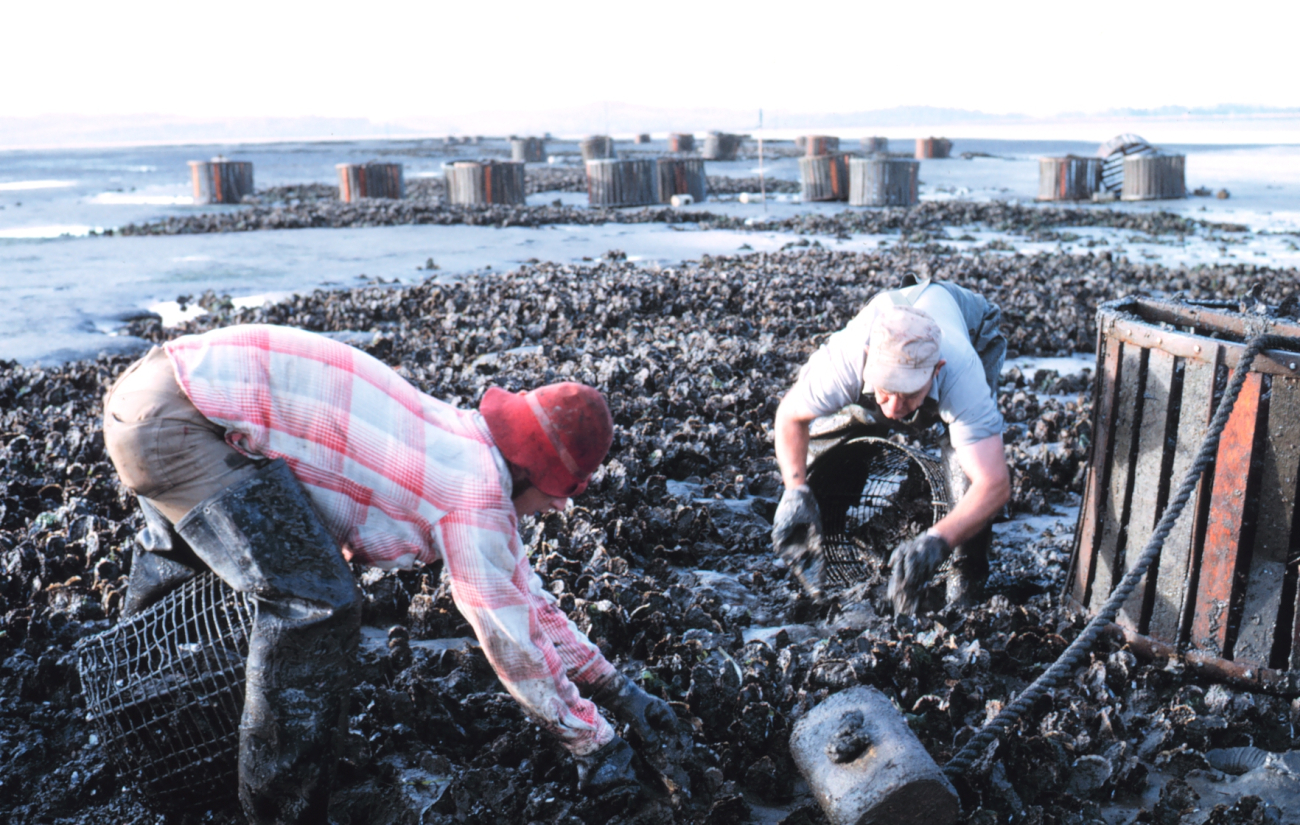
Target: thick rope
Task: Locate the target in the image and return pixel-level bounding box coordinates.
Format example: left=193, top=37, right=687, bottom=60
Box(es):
left=943, top=333, right=1290, bottom=778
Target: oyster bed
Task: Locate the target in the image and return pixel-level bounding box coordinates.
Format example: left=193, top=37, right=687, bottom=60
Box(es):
left=3, top=246, right=1300, bottom=824
left=101, top=198, right=1244, bottom=239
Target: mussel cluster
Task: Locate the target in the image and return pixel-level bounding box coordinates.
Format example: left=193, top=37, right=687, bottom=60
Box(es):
left=4, top=246, right=1300, bottom=824
left=100, top=198, right=1247, bottom=240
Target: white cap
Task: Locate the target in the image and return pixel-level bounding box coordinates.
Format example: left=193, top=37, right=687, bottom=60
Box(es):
left=863, top=306, right=942, bottom=394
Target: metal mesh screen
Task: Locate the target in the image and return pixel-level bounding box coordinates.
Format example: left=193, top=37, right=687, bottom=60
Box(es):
left=807, top=437, right=952, bottom=588
left=75, top=570, right=254, bottom=812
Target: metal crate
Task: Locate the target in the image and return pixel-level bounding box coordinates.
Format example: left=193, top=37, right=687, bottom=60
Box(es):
left=808, top=437, right=952, bottom=588
left=76, top=570, right=254, bottom=812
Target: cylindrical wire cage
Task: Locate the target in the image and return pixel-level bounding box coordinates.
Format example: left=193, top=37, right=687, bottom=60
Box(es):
left=75, top=571, right=254, bottom=812
left=807, top=437, right=952, bottom=588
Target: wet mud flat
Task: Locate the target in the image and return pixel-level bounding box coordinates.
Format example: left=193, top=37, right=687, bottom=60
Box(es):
left=4, top=247, right=1300, bottom=824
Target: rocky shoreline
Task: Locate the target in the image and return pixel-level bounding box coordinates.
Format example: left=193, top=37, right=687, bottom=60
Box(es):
left=3, top=246, right=1298, bottom=824
left=102, top=197, right=1246, bottom=240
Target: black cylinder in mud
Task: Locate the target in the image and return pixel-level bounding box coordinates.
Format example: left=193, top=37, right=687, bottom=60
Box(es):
left=789, top=686, right=960, bottom=825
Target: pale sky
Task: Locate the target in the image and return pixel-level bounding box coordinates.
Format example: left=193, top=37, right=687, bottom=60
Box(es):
left=4, top=0, right=1294, bottom=121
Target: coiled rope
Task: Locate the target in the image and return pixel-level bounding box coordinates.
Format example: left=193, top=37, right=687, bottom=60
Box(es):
left=943, top=333, right=1290, bottom=778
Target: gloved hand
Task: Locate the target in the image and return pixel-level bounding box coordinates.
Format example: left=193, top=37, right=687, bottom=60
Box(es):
left=593, top=672, right=676, bottom=751
left=888, top=531, right=952, bottom=616
left=772, top=484, right=825, bottom=598
left=575, top=736, right=638, bottom=792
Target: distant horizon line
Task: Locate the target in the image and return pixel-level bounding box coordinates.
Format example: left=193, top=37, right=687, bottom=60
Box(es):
left=5, top=105, right=1300, bottom=153
left=8, top=102, right=1300, bottom=121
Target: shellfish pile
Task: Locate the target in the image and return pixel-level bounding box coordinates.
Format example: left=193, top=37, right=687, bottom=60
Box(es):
left=3, top=245, right=1299, bottom=824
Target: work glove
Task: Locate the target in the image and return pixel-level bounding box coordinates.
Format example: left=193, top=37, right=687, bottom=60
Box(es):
left=575, top=736, right=638, bottom=792
left=888, top=531, right=952, bottom=616
left=771, top=484, right=825, bottom=598
left=593, top=672, right=677, bottom=752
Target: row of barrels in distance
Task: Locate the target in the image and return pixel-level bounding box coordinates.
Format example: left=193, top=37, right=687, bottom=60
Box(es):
left=1038, top=155, right=1187, bottom=201
left=795, top=136, right=951, bottom=159
left=798, top=156, right=920, bottom=206
left=578, top=134, right=950, bottom=159
left=188, top=134, right=957, bottom=206
left=575, top=132, right=743, bottom=161
left=188, top=159, right=406, bottom=205
left=438, top=157, right=712, bottom=208
left=187, top=156, right=708, bottom=208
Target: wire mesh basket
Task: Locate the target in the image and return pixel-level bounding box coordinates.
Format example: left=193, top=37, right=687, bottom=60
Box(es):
left=75, top=570, right=254, bottom=812
left=807, top=437, right=952, bottom=588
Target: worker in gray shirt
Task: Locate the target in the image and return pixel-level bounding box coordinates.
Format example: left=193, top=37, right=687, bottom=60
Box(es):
left=772, top=279, right=1010, bottom=614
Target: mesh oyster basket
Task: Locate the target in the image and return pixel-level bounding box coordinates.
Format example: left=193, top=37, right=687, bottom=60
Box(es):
left=807, top=437, right=952, bottom=588
left=75, top=571, right=254, bottom=812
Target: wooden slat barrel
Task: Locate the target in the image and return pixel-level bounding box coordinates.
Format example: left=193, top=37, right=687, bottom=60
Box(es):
left=1037, top=156, right=1103, bottom=202
left=702, top=132, right=741, bottom=161
left=655, top=157, right=707, bottom=204
left=803, top=135, right=840, bottom=156
left=861, top=136, right=888, bottom=155
left=510, top=137, right=546, bottom=163
left=848, top=157, right=919, bottom=206
left=799, top=154, right=850, bottom=202
left=668, top=133, right=695, bottom=153
left=336, top=163, right=404, bottom=202
left=1068, top=297, right=1300, bottom=671
left=445, top=161, right=527, bottom=206
left=580, top=136, right=616, bottom=161
left=915, top=137, right=952, bottom=159
left=585, top=159, right=656, bottom=207
left=1121, top=155, right=1186, bottom=201
left=189, top=159, right=253, bottom=204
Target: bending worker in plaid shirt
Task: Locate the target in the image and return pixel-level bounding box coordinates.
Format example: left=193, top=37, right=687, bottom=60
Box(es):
left=102, top=324, right=673, bottom=824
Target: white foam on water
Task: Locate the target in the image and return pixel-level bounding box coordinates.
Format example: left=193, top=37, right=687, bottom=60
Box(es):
left=0, top=224, right=97, bottom=239
left=0, top=179, right=77, bottom=191
left=146, top=292, right=290, bottom=327
left=146, top=300, right=208, bottom=327
left=89, top=192, right=193, bottom=206
left=232, top=292, right=289, bottom=310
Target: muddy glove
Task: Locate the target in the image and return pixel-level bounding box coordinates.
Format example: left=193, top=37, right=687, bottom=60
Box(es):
left=888, top=531, right=952, bottom=616
left=771, top=484, right=825, bottom=598
left=575, top=736, right=638, bottom=792
left=593, top=672, right=676, bottom=752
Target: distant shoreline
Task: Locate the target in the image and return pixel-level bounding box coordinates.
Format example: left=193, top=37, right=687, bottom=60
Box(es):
left=7, top=113, right=1300, bottom=153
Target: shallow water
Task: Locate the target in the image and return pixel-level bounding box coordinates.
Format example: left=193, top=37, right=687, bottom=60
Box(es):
left=3, top=136, right=1298, bottom=365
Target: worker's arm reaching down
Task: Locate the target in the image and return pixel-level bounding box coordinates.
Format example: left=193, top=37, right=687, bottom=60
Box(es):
left=103, top=324, right=676, bottom=818
left=437, top=505, right=674, bottom=760
left=772, top=282, right=1010, bottom=614
left=888, top=434, right=1010, bottom=615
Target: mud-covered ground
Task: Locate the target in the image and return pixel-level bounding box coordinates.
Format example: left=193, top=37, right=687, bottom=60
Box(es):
left=4, top=244, right=1300, bottom=824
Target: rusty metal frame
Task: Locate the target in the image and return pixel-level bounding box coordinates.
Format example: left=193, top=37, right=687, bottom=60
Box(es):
left=1105, top=623, right=1300, bottom=695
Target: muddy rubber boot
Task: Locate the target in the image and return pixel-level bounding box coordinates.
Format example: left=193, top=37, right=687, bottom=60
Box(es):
left=176, top=459, right=361, bottom=825
left=947, top=526, right=990, bottom=608
left=939, top=439, right=990, bottom=608
left=122, top=497, right=202, bottom=617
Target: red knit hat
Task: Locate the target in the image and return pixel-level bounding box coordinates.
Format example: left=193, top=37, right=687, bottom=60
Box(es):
left=479, top=382, right=614, bottom=497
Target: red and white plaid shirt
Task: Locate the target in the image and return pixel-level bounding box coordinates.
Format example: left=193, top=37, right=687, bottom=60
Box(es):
left=165, top=324, right=616, bottom=755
